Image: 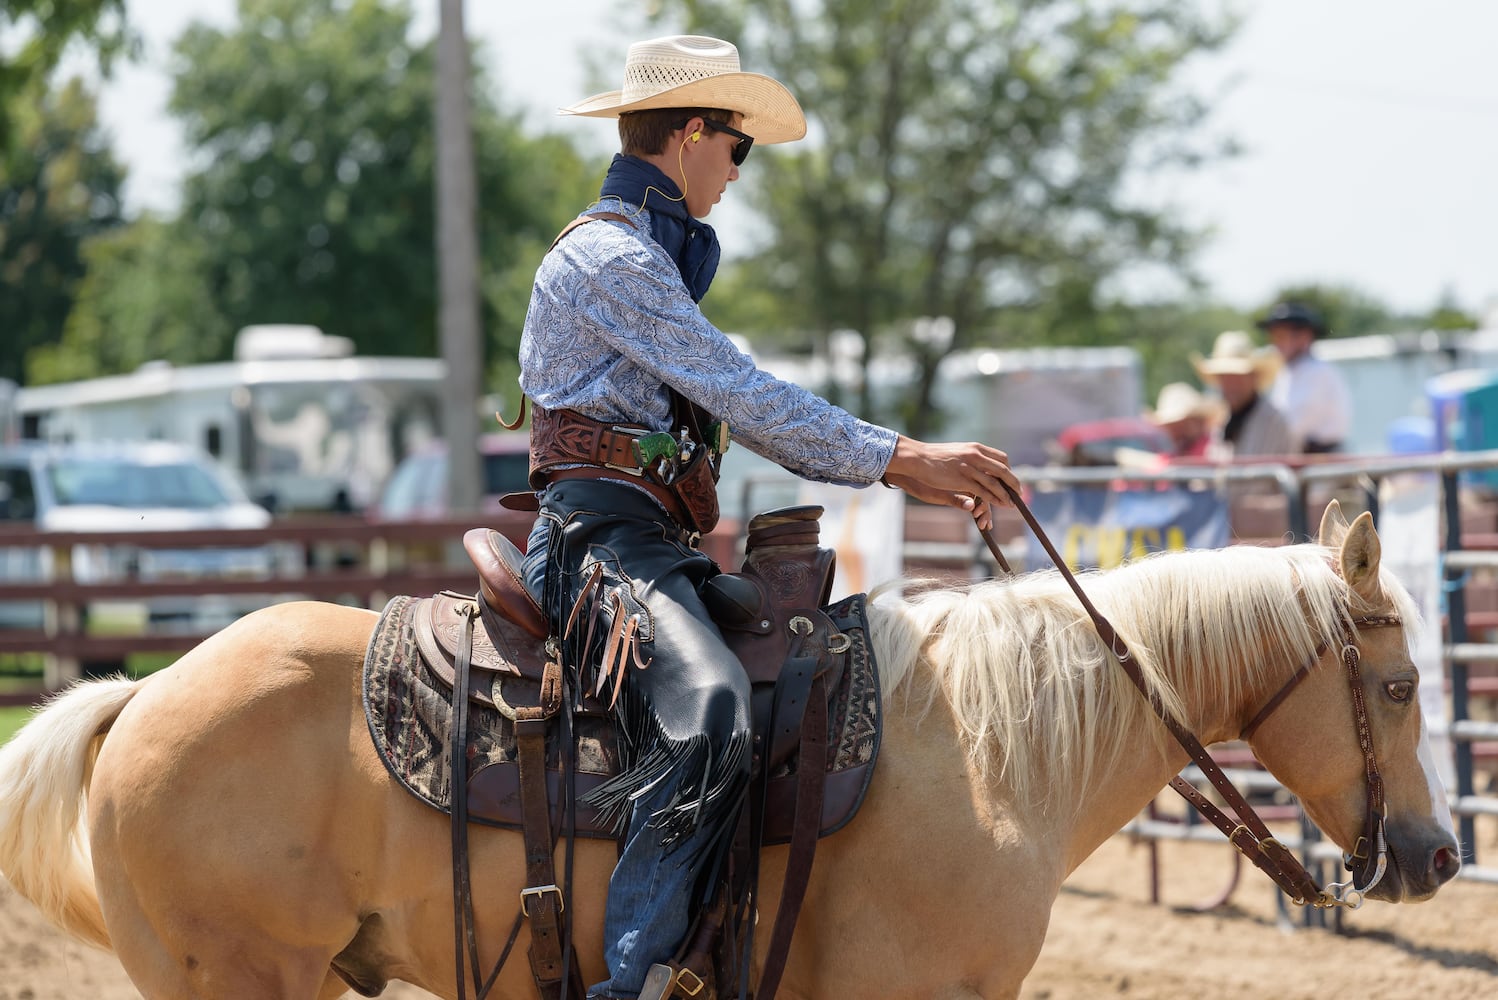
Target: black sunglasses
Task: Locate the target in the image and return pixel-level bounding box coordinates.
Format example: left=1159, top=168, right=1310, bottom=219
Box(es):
left=701, top=119, right=755, bottom=166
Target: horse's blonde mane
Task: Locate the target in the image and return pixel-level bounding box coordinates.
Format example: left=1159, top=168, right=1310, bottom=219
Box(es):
left=868, top=542, right=1420, bottom=811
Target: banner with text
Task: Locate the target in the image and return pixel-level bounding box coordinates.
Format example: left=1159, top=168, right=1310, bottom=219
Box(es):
left=1027, top=485, right=1230, bottom=571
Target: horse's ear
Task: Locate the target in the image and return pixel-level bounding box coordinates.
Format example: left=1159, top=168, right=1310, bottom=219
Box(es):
left=1340, top=510, right=1382, bottom=603
left=1318, top=499, right=1351, bottom=548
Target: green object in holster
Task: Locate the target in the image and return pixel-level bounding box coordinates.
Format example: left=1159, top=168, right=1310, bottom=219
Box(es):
left=705, top=420, right=730, bottom=455
left=631, top=424, right=730, bottom=470
left=631, top=432, right=679, bottom=469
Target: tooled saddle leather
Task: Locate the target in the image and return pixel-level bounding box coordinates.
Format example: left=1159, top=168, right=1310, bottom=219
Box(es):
left=414, top=512, right=875, bottom=841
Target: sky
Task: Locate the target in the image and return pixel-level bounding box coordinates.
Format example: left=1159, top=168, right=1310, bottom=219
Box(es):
left=82, top=0, right=1498, bottom=320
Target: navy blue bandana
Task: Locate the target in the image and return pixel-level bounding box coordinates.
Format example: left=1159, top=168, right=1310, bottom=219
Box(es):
left=598, top=154, right=721, bottom=302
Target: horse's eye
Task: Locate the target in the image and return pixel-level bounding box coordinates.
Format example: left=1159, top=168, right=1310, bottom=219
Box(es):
left=1385, top=680, right=1415, bottom=703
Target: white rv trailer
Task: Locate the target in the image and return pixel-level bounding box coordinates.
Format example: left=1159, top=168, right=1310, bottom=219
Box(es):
left=15, top=326, right=446, bottom=513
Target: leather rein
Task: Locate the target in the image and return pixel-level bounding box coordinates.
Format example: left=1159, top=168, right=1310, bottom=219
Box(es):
left=981, top=485, right=1401, bottom=909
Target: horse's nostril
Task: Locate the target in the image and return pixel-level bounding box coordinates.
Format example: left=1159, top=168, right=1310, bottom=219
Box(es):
left=1432, top=845, right=1462, bottom=884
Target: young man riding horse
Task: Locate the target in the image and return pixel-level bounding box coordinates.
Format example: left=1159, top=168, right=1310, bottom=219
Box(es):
left=518, top=34, right=1019, bottom=1000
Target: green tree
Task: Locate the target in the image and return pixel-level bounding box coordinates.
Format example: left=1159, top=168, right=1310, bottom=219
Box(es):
left=27, top=215, right=231, bottom=383
left=655, top=0, right=1235, bottom=436
left=0, top=0, right=133, bottom=150
left=1423, top=288, right=1479, bottom=332
left=0, top=76, right=125, bottom=384
left=168, top=0, right=597, bottom=383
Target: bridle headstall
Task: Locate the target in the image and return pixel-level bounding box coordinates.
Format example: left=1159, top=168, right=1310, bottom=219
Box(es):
left=982, top=485, right=1402, bottom=909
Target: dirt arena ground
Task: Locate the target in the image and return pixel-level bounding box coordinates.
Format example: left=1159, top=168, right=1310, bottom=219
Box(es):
left=2, top=828, right=1495, bottom=999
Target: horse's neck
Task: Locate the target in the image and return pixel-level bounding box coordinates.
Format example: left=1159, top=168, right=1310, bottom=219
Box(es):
left=869, top=689, right=1190, bottom=885
left=1059, top=633, right=1284, bottom=872
left=1058, top=724, right=1189, bottom=873
left=838, top=701, right=1075, bottom=934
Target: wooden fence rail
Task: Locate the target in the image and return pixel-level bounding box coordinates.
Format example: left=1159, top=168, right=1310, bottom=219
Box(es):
left=0, top=513, right=744, bottom=691
left=0, top=503, right=994, bottom=698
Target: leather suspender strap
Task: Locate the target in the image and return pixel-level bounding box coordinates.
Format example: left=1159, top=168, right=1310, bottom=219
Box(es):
left=530, top=210, right=725, bottom=535
left=668, top=381, right=712, bottom=456
left=549, top=211, right=635, bottom=251
left=540, top=211, right=723, bottom=464
left=522, top=210, right=640, bottom=493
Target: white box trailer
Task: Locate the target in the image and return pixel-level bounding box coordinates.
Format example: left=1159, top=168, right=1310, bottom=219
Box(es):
left=15, top=326, right=446, bottom=513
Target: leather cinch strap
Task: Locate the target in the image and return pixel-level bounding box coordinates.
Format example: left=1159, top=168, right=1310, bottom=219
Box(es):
left=448, top=603, right=581, bottom=1000
left=756, top=667, right=829, bottom=1000
left=513, top=657, right=575, bottom=997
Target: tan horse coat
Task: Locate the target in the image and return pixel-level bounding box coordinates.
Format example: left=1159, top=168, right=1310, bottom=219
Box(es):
left=0, top=505, right=1460, bottom=999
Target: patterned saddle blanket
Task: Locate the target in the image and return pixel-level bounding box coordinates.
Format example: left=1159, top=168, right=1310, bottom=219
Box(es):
left=361, top=591, right=881, bottom=844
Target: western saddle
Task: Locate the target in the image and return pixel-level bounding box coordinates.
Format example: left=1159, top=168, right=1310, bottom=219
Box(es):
left=425, top=506, right=862, bottom=1000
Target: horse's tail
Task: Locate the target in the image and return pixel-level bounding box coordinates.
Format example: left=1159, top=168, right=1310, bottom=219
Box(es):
left=0, top=675, right=142, bottom=950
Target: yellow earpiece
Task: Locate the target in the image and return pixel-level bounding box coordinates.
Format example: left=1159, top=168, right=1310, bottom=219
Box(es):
left=690, top=131, right=701, bottom=142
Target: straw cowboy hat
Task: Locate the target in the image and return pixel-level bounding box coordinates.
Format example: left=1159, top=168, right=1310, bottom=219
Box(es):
left=1146, top=382, right=1226, bottom=427
left=559, top=35, right=807, bottom=144
left=1191, top=330, right=1282, bottom=392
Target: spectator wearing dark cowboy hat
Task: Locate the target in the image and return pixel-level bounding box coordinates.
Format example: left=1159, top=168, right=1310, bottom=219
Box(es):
left=1192, top=330, right=1299, bottom=457
left=1259, top=301, right=1352, bottom=453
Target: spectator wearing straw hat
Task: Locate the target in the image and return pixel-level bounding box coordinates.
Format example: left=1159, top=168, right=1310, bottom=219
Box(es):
left=1259, top=301, right=1351, bottom=453
left=1192, top=330, right=1299, bottom=457
left=1145, top=382, right=1225, bottom=459
left=519, top=34, right=1020, bottom=999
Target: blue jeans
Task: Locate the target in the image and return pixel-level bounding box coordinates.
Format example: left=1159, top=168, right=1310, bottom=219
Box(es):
left=589, top=772, right=727, bottom=998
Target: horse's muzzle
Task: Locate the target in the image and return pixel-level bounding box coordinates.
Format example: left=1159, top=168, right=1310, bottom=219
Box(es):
left=1369, top=823, right=1462, bottom=902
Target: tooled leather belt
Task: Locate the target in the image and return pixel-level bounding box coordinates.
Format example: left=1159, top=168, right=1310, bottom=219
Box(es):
left=527, top=406, right=650, bottom=483
left=528, top=406, right=701, bottom=531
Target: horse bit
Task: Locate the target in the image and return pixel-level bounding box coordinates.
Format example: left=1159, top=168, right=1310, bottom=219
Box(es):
left=982, top=484, right=1402, bottom=909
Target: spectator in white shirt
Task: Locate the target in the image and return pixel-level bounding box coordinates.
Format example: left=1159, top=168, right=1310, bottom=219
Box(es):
left=1259, top=301, right=1352, bottom=453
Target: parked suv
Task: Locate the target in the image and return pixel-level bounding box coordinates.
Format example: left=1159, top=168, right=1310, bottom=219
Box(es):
left=372, top=432, right=531, bottom=521
left=0, top=440, right=277, bottom=632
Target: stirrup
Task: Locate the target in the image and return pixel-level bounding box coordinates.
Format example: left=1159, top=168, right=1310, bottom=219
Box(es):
left=638, top=961, right=710, bottom=1000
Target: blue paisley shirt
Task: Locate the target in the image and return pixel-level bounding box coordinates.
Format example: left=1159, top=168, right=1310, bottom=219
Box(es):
left=519, top=199, right=898, bottom=487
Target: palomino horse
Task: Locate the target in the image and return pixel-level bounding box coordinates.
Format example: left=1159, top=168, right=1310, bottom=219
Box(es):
left=0, top=503, right=1460, bottom=999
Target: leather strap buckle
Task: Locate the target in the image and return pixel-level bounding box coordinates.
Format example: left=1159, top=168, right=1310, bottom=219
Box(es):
left=639, top=963, right=705, bottom=999
left=674, top=967, right=705, bottom=996
left=520, top=883, right=564, bottom=915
